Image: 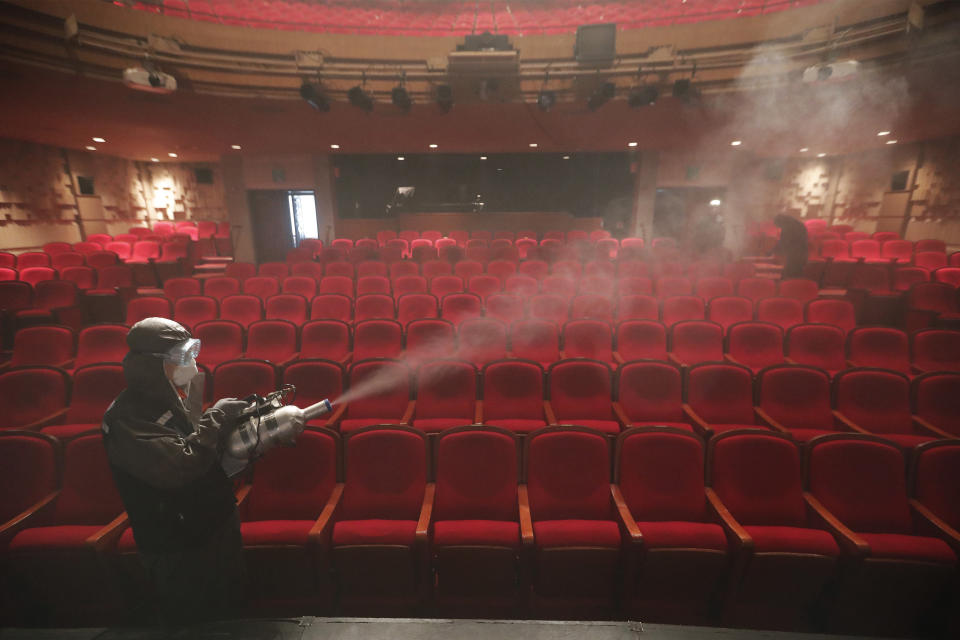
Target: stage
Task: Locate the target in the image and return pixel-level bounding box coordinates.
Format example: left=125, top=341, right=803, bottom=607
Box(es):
left=0, top=618, right=892, bottom=640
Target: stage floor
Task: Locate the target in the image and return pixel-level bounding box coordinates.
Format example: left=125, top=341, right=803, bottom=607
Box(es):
left=0, top=618, right=893, bottom=640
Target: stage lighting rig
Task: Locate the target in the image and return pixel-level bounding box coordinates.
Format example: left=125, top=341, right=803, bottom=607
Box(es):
left=537, top=90, right=556, bottom=112
left=299, top=81, right=330, bottom=111
left=628, top=85, right=658, bottom=108
left=587, top=82, right=615, bottom=111
left=392, top=86, right=412, bottom=112
left=348, top=85, right=374, bottom=112
left=436, top=84, right=453, bottom=113
left=672, top=79, right=700, bottom=105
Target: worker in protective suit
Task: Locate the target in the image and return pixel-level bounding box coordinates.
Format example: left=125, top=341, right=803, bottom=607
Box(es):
left=101, top=317, right=252, bottom=629
left=772, top=214, right=809, bottom=279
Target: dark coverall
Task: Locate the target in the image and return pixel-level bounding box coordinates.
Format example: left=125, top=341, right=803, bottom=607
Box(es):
left=772, top=214, right=809, bottom=279
left=102, top=323, right=245, bottom=628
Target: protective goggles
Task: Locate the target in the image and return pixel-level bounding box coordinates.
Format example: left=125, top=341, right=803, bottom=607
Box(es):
left=158, top=338, right=201, bottom=365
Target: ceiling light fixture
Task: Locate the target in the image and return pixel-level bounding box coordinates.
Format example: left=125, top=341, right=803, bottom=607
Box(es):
left=330, top=144, right=340, bottom=150
left=150, top=157, right=159, bottom=162
left=85, top=146, right=96, bottom=151
left=877, top=131, right=891, bottom=136
left=628, top=85, right=658, bottom=108
left=886, top=139, right=898, bottom=145
left=731, top=140, right=742, bottom=146
left=799, top=147, right=809, bottom=152
left=529, top=143, right=538, bottom=148
left=817, top=153, right=826, bottom=158
left=537, top=90, right=556, bottom=112
left=562, top=155, right=571, bottom=160
left=436, top=84, right=453, bottom=113
left=710, top=199, right=722, bottom=206
left=92, top=137, right=105, bottom=143
left=231, top=144, right=241, bottom=150
left=391, top=86, right=412, bottom=112
left=587, top=82, right=616, bottom=111
left=480, top=156, right=488, bottom=160
left=347, top=85, right=374, bottom=112
left=628, top=142, right=638, bottom=147
left=429, top=144, right=438, bottom=149
left=168, top=152, right=178, bottom=158
left=299, top=81, right=330, bottom=112
left=397, top=156, right=405, bottom=161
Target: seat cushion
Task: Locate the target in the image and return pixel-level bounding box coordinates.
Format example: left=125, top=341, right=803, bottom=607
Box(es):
left=745, top=525, right=840, bottom=557
left=332, top=519, right=417, bottom=546
left=306, top=417, right=330, bottom=428
left=636, top=520, right=727, bottom=551
left=40, top=423, right=100, bottom=441
left=339, top=418, right=404, bottom=434
left=860, top=533, right=956, bottom=565
left=413, top=418, right=474, bottom=433
left=710, top=423, right=761, bottom=434
left=628, top=421, right=694, bottom=432
left=117, top=527, right=136, bottom=552
left=553, top=419, right=621, bottom=435
left=788, top=428, right=838, bottom=443
left=485, top=419, right=546, bottom=434
left=534, top=519, right=621, bottom=548
left=9, top=525, right=104, bottom=551
left=878, top=433, right=937, bottom=449
left=241, top=520, right=314, bottom=546
left=433, top=520, right=520, bottom=548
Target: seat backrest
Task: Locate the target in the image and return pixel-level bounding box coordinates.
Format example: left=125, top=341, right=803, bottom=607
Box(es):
left=893, top=267, right=929, bottom=291
left=440, top=292, right=483, bottom=326
left=756, top=365, right=832, bottom=431
left=756, top=297, right=804, bottom=329
left=915, top=251, right=948, bottom=271
left=202, top=276, right=241, bottom=301
left=453, top=260, right=484, bottom=282
left=485, top=293, right=525, bottom=325
left=356, top=260, right=387, bottom=278
left=421, top=260, right=452, bottom=280
left=468, top=275, right=501, bottom=301
left=563, top=319, right=613, bottom=361
left=245, top=320, right=298, bottom=362
left=725, top=321, right=784, bottom=372
left=324, top=261, right=355, bottom=279
left=881, top=240, right=913, bottom=260
left=908, top=282, right=956, bottom=314
left=389, top=260, right=419, bottom=281
left=548, top=360, right=612, bottom=421
left=510, top=319, right=559, bottom=364
left=50, top=434, right=123, bottom=525
left=354, top=294, right=395, bottom=322
left=695, top=277, right=734, bottom=300
left=615, top=320, right=667, bottom=361
left=194, top=320, right=245, bottom=368
left=282, top=275, right=318, bottom=299
left=617, top=361, right=683, bottom=423
left=75, top=323, right=128, bottom=368
left=393, top=275, right=428, bottom=298
left=529, top=294, right=569, bottom=325
left=10, top=325, right=74, bottom=368
left=785, top=323, right=846, bottom=372
left=18, top=267, right=57, bottom=287
left=911, top=329, right=960, bottom=373
left=617, top=428, right=707, bottom=522
left=570, top=293, right=613, bottom=322
left=662, top=295, right=705, bottom=326
left=430, top=275, right=465, bottom=299
left=125, top=296, right=172, bottom=325
left=685, top=363, right=754, bottom=425
left=487, top=260, right=518, bottom=282
left=415, top=360, right=477, bottom=420
left=912, top=442, right=960, bottom=532
left=708, top=432, right=806, bottom=526
left=504, top=274, right=539, bottom=297
left=707, top=296, right=754, bottom=332
left=912, top=372, right=960, bottom=437
left=319, top=275, right=355, bottom=299
left=617, top=276, right=653, bottom=297
left=17, top=252, right=52, bottom=268
left=482, top=359, right=545, bottom=422
left=736, top=277, right=777, bottom=302
left=310, top=293, right=353, bottom=323
left=833, top=368, right=912, bottom=435
left=353, top=319, right=403, bottom=361
left=915, top=239, right=947, bottom=254
left=163, top=277, right=202, bottom=301
left=616, top=295, right=658, bottom=322
left=242, top=276, right=281, bottom=301
left=517, top=259, right=549, bottom=281
left=526, top=428, right=612, bottom=521
left=396, top=293, right=438, bottom=326
left=219, top=294, right=263, bottom=328
left=297, top=319, right=349, bottom=361
left=805, top=298, right=856, bottom=334
left=656, top=276, right=693, bottom=298
left=173, top=296, right=219, bottom=329
left=670, top=320, right=723, bottom=365
left=807, top=436, right=912, bottom=534
left=851, top=239, right=881, bottom=259
left=66, top=364, right=126, bottom=424
left=0, top=432, right=59, bottom=523
left=346, top=359, right=412, bottom=419
left=340, top=427, right=427, bottom=520
left=458, top=318, right=507, bottom=365
left=847, top=327, right=910, bottom=374
left=281, top=359, right=344, bottom=412
left=212, top=359, right=277, bottom=400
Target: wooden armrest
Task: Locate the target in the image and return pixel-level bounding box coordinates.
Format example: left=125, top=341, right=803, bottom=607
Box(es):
left=613, top=351, right=625, bottom=365
left=723, top=353, right=742, bottom=365
left=612, top=402, right=632, bottom=428
left=474, top=400, right=483, bottom=424
left=910, top=499, right=960, bottom=553
left=86, top=512, right=130, bottom=552
left=234, top=484, right=253, bottom=507
left=682, top=403, right=712, bottom=438
left=308, top=483, right=344, bottom=544
left=415, top=483, right=435, bottom=545
left=611, top=484, right=643, bottom=546
left=706, top=487, right=752, bottom=551
left=804, top=492, right=869, bottom=557
left=785, top=357, right=799, bottom=365
left=57, top=359, right=75, bottom=369
left=832, top=410, right=870, bottom=435
left=22, top=407, right=69, bottom=431
left=518, top=485, right=535, bottom=547
left=0, top=490, right=59, bottom=544
left=401, top=400, right=416, bottom=425
left=543, top=400, right=557, bottom=426
left=754, top=407, right=789, bottom=435
left=846, top=359, right=858, bottom=368
left=559, top=350, right=568, bottom=360
left=912, top=415, right=954, bottom=440
left=339, top=353, right=352, bottom=366
left=667, top=353, right=685, bottom=367
left=324, top=403, right=346, bottom=427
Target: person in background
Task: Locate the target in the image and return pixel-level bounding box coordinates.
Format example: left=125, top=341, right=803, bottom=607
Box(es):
left=102, top=318, right=250, bottom=630
left=772, top=214, right=809, bottom=279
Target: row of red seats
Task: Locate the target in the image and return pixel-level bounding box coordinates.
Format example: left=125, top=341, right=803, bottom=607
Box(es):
left=0, top=242, right=189, bottom=272
left=5, top=353, right=958, bottom=445
left=3, top=426, right=956, bottom=631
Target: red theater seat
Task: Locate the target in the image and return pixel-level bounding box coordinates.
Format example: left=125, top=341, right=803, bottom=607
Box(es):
left=441, top=292, right=482, bottom=326
left=479, top=360, right=547, bottom=433
left=724, top=321, right=784, bottom=372
left=695, top=277, right=734, bottom=300
left=669, top=321, right=723, bottom=367
left=411, top=360, right=478, bottom=433
left=617, top=276, right=653, bottom=297
left=331, top=426, right=430, bottom=614
left=503, top=274, right=538, bottom=297
left=656, top=276, right=693, bottom=298
left=616, top=428, right=728, bottom=622
left=546, top=360, right=619, bottom=435
left=245, top=320, right=298, bottom=366
left=846, top=327, right=910, bottom=374
left=915, top=251, right=947, bottom=272
left=336, top=356, right=413, bottom=431
left=242, top=276, right=281, bottom=302
left=616, top=295, right=658, bottom=322
left=570, top=294, right=613, bottom=322
left=203, top=276, right=241, bottom=301
left=0, top=366, right=70, bottom=430
left=42, top=364, right=126, bottom=441
left=389, top=261, right=419, bottom=281
left=212, top=358, right=278, bottom=401
left=393, top=275, right=428, bottom=298
left=662, top=295, right=705, bottom=326
left=220, top=294, right=263, bottom=328
left=487, top=260, right=517, bottom=282
left=319, top=275, right=355, bottom=299
left=125, top=296, right=172, bottom=326
left=405, top=318, right=455, bottom=362
left=396, top=293, right=438, bottom=327
left=736, top=277, right=777, bottom=302
left=614, top=320, right=667, bottom=362
left=905, top=282, right=959, bottom=331
left=911, top=440, right=960, bottom=534
left=0, top=431, right=58, bottom=531
left=353, top=319, right=403, bottom=361
left=281, top=360, right=345, bottom=428
left=3, top=325, right=74, bottom=369
left=562, top=320, right=614, bottom=365
left=786, top=324, right=846, bottom=374
left=258, top=262, right=289, bottom=280
left=510, top=319, right=559, bottom=367
left=518, top=260, right=549, bottom=281
left=356, top=261, right=387, bottom=278
left=485, top=293, right=524, bottom=325
left=911, top=328, right=960, bottom=373
left=193, top=320, right=244, bottom=369
left=282, top=276, right=318, bottom=299
left=265, top=293, right=308, bottom=324
left=541, top=276, right=576, bottom=300
left=421, top=260, right=452, bottom=280
left=614, top=361, right=690, bottom=431
left=911, top=372, right=960, bottom=438
left=684, top=363, right=764, bottom=437
left=525, top=427, right=627, bottom=617
left=310, top=294, right=352, bottom=323
left=73, top=323, right=127, bottom=369
left=805, top=298, right=856, bottom=335
left=467, top=275, right=501, bottom=301
left=162, top=277, right=201, bottom=301
left=707, top=296, right=754, bottom=333
left=529, top=294, right=569, bottom=325
left=299, top=320, right=350, bottom=365
left=173, top=295, right=218, bottom=329
left=457, top=318, right=507, bottom=365
left=708, top=431, right=839, bottom=629
left=755, top=365, right=838, bottom=442
left=756, top=297, right=804, bottom=330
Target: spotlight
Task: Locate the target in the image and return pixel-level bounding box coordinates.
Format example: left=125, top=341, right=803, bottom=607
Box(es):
left=150, top=157, right=159, bottom=162
left=877, top=131, right=891, bottom=137
left=628, top=85, right=658, bottom=107
left=587, top=82, right=615, bottom=111
left=348, top=86, right=374, bottom=112
left=92, top=137, right=106, bottom=143
left=391, top=86, right=412, bottom=112
left=436, top=84, right=453, bottom=113
left=300, top=82, right=330, bottom=112
left=672, top=79, right=699, bottom=104
left=537, top=90, right=556, bottom=112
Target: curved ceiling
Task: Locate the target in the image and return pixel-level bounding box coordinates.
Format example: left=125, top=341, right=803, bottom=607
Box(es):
left=117, top=0, right=830, bottom=36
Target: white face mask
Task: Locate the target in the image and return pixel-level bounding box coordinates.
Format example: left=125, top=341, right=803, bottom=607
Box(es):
left=170, top=359, right=199, bottom=387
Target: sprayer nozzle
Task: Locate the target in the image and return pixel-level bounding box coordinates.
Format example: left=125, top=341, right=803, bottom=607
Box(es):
left=302, top=398, right=333, bottom=421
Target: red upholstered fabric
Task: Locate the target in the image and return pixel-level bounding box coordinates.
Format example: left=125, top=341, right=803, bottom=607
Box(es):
left=757, top=297, right=804, bottom=330
left=245, top=320, right=298, bottom=364
left=0, top=367, right=69, bottom=429
left=422, top=260, right=452, bottom=280
left=617, top=362, right=685, bottom=425
left=433, top=520, right=519, bottom=548
left=241, top=520, right=313, bottom=546
left=345, top=360, right=411, bottom=421
left=615, top=320, right=667, bottom=360
left=220, top=294, right=263, bottom=328
left=807, top=438, right=913, bottom=534
left=548, top=360, right=614, bottom=425
left=458, top=318, right=508, bottom=364
left=203, top=276, right=241, bottom=301
left=482, top=361, right=545, bottom=426
left=726, top=322, right=784, bottom=372
left=75, top=324, right=128, bottom=368
left=357, top=261, right=388, bottom=278
left=282, top=275, right=318, bottom=298
left=710, top=433, right=806, bottom=527
left=745, top=525, right=840, bottom=556
left=636, top=521, right=727, bottom=551
left=126, top=296, right=172, bottom=325
left=414, top=360, right=477, bottom=425
left=333, top=519, right=417, bottom=546
left=213, top=359, right=276, bottom=400
left=563, top=320, right=614, bottom=363
left=834, top=369, right=913, bottom=436
left=258, top=262, right=290, bottom=279
left=570, top=294, right=613, bottom=323
left=859, top=533, right=956, bottom=564
left=9, top=525, right=104, bottom=551
left=527, top=430, right=611, bottom=521
left=617, top=295, right=659, bottom=322
left=353, top=320, right=403, bottom=361
left=435, top=429, right=517, bottom=522
left=564, top=419, right=621, bottom=435
left=530, top=294, right=569, bottom=325
left=518, top=260, right=550, bottom=281
left=913, top=444, right=960, bottom=531
left=618, top=429, right=706, bottom=522
left=503, top=275, right=539, bottom=298
left=319, top=275, right=355, bottom=299
left=686, top=364, right=754, bottom=425
left=670, top=321, right=723, bottom=366
left=242, top=276, right=281, bottom=301
left=736, top=278, right=777, bottom=302
left=0, top=433, right=58, bottom=523
left=64, top=364, right=125, bottom=424
left=265, top=294, right=309, bottom=324
left=340, top=428, right=425, bottom=521
left=656, top=277, right=693, bottom=298
left=468, top=275, right=501, bottom=301
left=194, top=320, right=244, bottom=368
left=533, top=520, right=621, bottom=548
left=173, top=296, right=218, bottom=329
left=511, top=320, right=559, bottom=366
left=393, top=275, right=428, bottom=298
left=786, top=324, right=846, bottom=373
left=695, top=277, right=734, bottom=300
left=756, top=365, right=834, bottom=433
left=806, top=299, right=856, bottom=335
left=405, top=319, right=456, bottom=360
left=911, top=329, right=960, bottom=373
left=282, top=362, right=343, bottom=424
left=847, top=327, right=910, bottom=374
left=299, top=320, right=350, bottom=362
left=778, top=279, right=820, bottom=302
left=879, top=433, right=936, bottom=449
left=617, top=277, right=653, bottom=297
left=52, top=435, right=124, bottom=525
left=453, top=261, right=483, bottom=282
left=430, top=275, right=465, bottom=299
left=7, top=326, right=74, bottom=368
left=662, top=296, right=705, bottom=326
left=485, top=419, right=546, bottom=433
left=441, top=292, right=483, bottom=326
left=397, top=293, right=439, bottom=326
left=707, top=297, right=754, bottom=332
left=163, top=277, right=201, bottom=301
left=389, top=261, right=419, bottom=280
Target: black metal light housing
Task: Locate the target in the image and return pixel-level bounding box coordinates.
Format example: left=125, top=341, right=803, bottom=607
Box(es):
left=300, top=82, right=330, bottom=112
left=391, top=86, right=412, bottom=112
left=628, top=85, right=659, bottom=108
left=587, top=82, right=616, bottom=111
left=436, top=84, right=453, bottom=113
left=348, top=85, right=374, bottom=112
left=537, top=90, right=556, bottom=112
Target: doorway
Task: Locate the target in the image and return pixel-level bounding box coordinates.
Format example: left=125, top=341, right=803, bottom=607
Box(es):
left=248, top=190, right=319, bottom=263
left=653, top=187, right=726, bottom=250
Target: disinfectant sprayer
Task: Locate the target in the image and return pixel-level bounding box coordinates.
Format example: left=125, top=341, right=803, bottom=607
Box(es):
left=219, top=385, right=332, bottom=477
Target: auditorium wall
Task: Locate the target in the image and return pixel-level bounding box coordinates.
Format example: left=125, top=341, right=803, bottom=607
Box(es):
left=0, top=138, right=227, bottom=252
